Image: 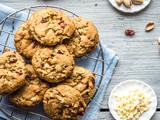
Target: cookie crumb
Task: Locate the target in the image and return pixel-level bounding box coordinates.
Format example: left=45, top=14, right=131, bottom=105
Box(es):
left=4, top=48, right=10, bottom=53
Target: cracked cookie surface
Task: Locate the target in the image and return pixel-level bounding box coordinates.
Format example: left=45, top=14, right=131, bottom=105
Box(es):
left=43, top=85, right=87, bottom=120
left=65, top=17, right=99, bottom=58
left=28, top=8, right=75, bottom=46
left=32, top=45, right=74, bottom=83
left=14, top=22, right=43, bottom=59
left=10, top=64, right=50, bottom=107
left=0, top=51, right=26, bottom=95
left=57, top=66, right=95, bottom=103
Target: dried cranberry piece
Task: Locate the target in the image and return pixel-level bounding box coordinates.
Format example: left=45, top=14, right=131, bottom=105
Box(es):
left=28, top=71, right=33, bottom=76
left=61, top=25, right=66, bottom=29
left=8, top=57, right=17, bottom=63
left=58, top=20, right=64, bottom=25
left=125, top=29, right=135, bottom=36
left=58, top=20, right=67, bottom=29
left=41, top=18, right=48, bottom=23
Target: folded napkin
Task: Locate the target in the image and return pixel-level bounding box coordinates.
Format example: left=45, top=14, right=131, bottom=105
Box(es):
left=0, top=4, right=118, bottom=120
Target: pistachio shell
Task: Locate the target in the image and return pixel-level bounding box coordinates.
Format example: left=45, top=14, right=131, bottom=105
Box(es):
left=145, top=22, right=155, bottom=32
left=116, top=0, right=123, bottom=5
left=123, top=0, right=132, bottom=8
left=132, top=0, right=143, bottom=5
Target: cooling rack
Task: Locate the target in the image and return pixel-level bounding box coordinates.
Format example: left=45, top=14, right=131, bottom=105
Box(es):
left=0, top=5, right=105, bottom=120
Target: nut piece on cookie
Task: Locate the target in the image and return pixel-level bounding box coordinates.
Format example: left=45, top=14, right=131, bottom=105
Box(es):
left=43, top=85, right=87, bottom=120
left=14, top=22, right=43, bottom=59
left=10, top=64, right=50, bottom=107
left=65, top=17, right=99, bottom=58
left=57, top=66, right=95, bottom=103
left=32, top=45, right=74, bottom=83
left=0, top=51, right=26, bottom=96
left=28, top=8, right=75, bottom=46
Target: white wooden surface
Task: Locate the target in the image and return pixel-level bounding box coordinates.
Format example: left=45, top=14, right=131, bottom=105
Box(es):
left=1, top=0, right=160, bottom=119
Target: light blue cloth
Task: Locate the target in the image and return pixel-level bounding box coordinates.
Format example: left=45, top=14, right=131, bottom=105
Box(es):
left=0, top=4, right=118, bottom=120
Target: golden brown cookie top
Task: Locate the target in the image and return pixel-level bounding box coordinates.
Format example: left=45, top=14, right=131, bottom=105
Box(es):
left=43, top=85, right=87, bottom=120
left=28, top=8, right=75, bottom=46
left=65, top=17, right=99, bottom=58
left=32, top=45, right=74, bottom=83
left=0, top=51, right=26, bottom=95
left=10, top=64, right=50, bottom=107
left=57, top=65, right=95, bottom=103
left=14, top=22, right=43, bottom=59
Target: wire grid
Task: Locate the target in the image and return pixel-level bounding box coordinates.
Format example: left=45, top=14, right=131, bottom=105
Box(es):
left=0, top=5, right=105, bottom=120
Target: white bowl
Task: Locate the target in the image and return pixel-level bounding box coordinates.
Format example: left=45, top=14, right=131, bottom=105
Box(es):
left=108, top=0, right=152, bottom=13
left=108, top=80, right=157, bottom=120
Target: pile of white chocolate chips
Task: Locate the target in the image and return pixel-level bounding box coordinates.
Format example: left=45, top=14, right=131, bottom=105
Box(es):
left=115, top=89, right=151, bottom=120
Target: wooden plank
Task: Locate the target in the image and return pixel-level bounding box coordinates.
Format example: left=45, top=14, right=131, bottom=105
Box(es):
left=98, top=112, right=160, bottom=120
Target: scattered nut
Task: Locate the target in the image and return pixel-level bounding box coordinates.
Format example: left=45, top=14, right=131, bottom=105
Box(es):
left=145, top=21, right=155, bottom=32
left=157, top=37, right=160, bottom=45
left=132, top=0, right=143, bottom=5
left=116, top=0, right=123, bottom=5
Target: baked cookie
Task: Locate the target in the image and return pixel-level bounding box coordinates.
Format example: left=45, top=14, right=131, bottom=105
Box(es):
left=10, top=64, right=50, bottom=107
left=14, top=22, right=43, bottom=59
left=43, top=85, right=87, bottom=120
left=0, top=51, right=26, bottom=96
left=28, top=8, right=75, bottom=46
left=32, top=45, right=74, bottom=83
left=57, top=66, right=95, bottom=103
left=65, top=17, right=99, bottom=58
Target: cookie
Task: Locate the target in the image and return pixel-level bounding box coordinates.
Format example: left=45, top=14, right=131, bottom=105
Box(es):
left=0, top=51, right=26, bottom=95
left=28, top=8, right=75, bottom=46
left=14, top=22, right=43, bottom=59
left=57, top=66, right=95, bottom=103
left=32, top=45, right=74, bottom=83
left=10, top=64, right=50, bottom=107
left=43, top=85, right=87, bottom=120
left=65, top=17, right=99, bottom=58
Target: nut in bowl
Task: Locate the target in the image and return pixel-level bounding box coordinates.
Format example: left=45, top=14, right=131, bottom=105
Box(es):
left=109, top=0, right=152, bottom=13
left=108, top=80, right=157, bottom=120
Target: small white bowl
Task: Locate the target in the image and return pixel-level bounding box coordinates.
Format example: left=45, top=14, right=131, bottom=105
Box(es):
left=108, top=80, right=157, bottom=120
left=108, top=0, right=152, bottom=13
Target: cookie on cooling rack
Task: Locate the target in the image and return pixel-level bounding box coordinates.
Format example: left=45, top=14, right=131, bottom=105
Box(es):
left=32, top=45, right=74, bottom=83
left=65, top=17, right=99, bottom=58
left=28, top=8, right=75, bottom=46
left=0, top=51, right=26, bottom=96
left=43, top=85, right=87, bottom=120
left=57, top=65, right=95, bottom=103
left=14, top=22, right=43, bottom=59
left=10, top=64, right=50, bottom=107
